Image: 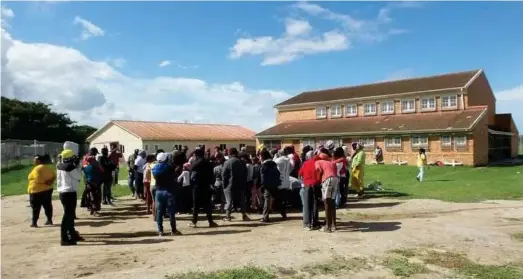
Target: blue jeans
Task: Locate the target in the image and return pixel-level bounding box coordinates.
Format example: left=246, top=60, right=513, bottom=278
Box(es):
left=155, top=190, right=176, bottom=233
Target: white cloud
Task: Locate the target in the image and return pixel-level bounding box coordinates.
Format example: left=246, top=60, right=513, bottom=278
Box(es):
left=73, top=16, right=105, bottom=40
left=106, top=57, right=126, bottom=69
left=1, top=5, right=14, bottom=28
left=383, top=68, right=415, bottom=81
left=495, top=85, right=523, bottom=101
left=158, top=60, right=171, bottom=67
left=1, top=26, right=290, bottom=132
left=230, top=1, right=418, bottom=65
left=495, top=85, right=523, bottom=131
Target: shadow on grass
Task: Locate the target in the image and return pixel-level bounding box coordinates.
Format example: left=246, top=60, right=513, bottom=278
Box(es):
left=351, top=190, right=410, bottom=200
left=337, top=221, right=402, bottom=232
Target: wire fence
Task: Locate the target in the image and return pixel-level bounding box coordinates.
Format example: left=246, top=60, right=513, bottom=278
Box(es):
left=1, top=139, right=64, bottom=171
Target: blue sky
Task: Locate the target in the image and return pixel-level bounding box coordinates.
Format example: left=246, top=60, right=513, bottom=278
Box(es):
left=1, top=1, right=523, bottom=132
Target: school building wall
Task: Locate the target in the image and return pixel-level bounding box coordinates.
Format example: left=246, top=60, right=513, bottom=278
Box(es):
left=141, top=140, right=257, bottom=154
left=466, top=72, right=497, bottom=126
left=472, top=115, right=489, bottom=166
left=88, top=123, right=143, bottom=161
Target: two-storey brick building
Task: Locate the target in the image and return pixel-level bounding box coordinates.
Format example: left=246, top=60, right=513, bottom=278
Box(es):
left=256, top=69, right=519, bottom=166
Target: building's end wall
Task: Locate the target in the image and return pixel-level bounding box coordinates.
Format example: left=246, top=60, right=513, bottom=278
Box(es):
left=89, top=123, right=142, bottom=161
left=472, top=114, right=489, bottom=166
left=466, top=72, right=496, bottom=125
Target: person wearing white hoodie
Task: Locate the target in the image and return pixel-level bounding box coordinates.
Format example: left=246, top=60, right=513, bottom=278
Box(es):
left=272, top=149, right=291, bottom=220
left=57, top=142, right=83, bottom=246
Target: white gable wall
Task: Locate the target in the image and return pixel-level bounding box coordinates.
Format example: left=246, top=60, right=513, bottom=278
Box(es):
left=88, top=123, right=143, bottom=161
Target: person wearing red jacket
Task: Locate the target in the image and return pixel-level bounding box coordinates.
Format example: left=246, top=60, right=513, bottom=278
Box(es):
left=298, top=150, right=321, bottom=230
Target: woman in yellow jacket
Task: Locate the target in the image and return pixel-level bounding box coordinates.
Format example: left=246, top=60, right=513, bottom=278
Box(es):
left=350, top=143, right=366, bottom=198
left=28, top=155, right=56, bottom=228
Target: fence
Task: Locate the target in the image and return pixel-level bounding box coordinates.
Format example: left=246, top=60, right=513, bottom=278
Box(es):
left=1, top=139, right=64, bottom=170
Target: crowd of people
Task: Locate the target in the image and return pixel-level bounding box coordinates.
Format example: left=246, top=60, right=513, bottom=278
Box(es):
left=27, top=139, right=380, bottom=246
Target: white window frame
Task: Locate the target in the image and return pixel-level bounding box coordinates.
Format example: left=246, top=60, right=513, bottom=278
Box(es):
left=440, top=135, right=452, bottom=148
left=239, top=143, right=246, bottom=149
left=154, top=144, right=159, bottom=151
left=385, top=136, right=402, bottom=149
left=120, top=145, right=125, bottom=154
left=330, top=105, right=342, bottom=118
left=381, top=100, right=395, bottom=115
left=316, top=107, right=327, bottom=119
left=441, top=95, right=458, bottom=110
left=454, top=135, right=467, bottom=148
left=345, top=104, right=357, bottom=117
left=301, top=139, right=315, bottom=148
left=364, top=103, right=377, bottom=116
left=263, top=140, right=281, bottom=150
left=401, top=99, right=416, bottom=113
left=411, top=135, right=429, bottom=149
left=358, top=137, right=375, bottom=149
left=219, top=144, right=227, bottom=151
left=421, top=96, right=436, bottom=112
left=143, top=144, right=149, bottom=151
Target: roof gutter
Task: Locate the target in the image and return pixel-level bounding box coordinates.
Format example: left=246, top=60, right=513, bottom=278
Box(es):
left=275, top=87, right=464, bottom=110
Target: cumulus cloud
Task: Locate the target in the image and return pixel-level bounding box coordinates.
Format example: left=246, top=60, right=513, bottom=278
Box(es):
left=73, top=16, right=105, bottom=40
left=495, top=85, right=523, bottom=101
left=158, top=60, right=171, bottom=67
left=230, top=1, right=418, bottom=65
left=1, top=25, right=290, bottom=132
left=1, top=5, right=14, bottom=27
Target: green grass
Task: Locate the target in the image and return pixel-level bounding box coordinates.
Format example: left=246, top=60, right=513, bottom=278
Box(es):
left=166, top=267, right=275, bottom=279
left=1, top=164, right=131, bottom=197
left=511, top=232, right=523, bottom=242
left=364, top=164, right=523, bottom=202
left=383, top=257, right=429, bottom=277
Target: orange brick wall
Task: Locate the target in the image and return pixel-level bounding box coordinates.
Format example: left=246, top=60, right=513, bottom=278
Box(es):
left=466, top=72, right=496, bottom=125
left=276, top=109, right=315, bottom=124
left=472, top=115, right=489, bottom=166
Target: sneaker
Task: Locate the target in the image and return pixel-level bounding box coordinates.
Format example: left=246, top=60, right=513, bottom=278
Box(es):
left=102, top=201, right=108, bottom=205
left=209, top=222, right=219, bottom=228
left=60, top=240, right=77, bottom=246
left=30, top=223, right=38, bottom=228
left=158, top=231, right=165, bottom=237
left=44, top=220, right=53, bottom=226
left=223, top=217, right=232, bottom=222
left=260, top=218, right=269, bottom=223
left=303, top=226, right=312, bottom=231
left=320, top=226, right=332, bottom=233
left=171, top=230, right=182, bottom=236
left=188, top=223, right=197, bottom=228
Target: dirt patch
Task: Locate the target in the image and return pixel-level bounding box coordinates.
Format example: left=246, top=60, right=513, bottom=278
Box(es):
left=2, top=196, right=523, bottom=279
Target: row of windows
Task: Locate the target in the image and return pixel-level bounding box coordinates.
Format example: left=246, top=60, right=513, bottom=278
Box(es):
left=142, top=143, right=246, bottom=153
left=315, top=95, right=458, bottom=119
left=264, top=135, right=467, bottom=152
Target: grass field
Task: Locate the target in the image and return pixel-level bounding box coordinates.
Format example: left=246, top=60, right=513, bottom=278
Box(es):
left=1, top=163, right=522, bottom=202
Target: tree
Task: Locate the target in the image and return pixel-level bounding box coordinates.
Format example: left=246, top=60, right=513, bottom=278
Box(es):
left=1, top=97, right=97, bottom=143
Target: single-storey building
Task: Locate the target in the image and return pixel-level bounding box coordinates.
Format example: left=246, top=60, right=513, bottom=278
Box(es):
left=256, top=69, right=519, bottom=166
left=87, top=120, right=257, bottom=160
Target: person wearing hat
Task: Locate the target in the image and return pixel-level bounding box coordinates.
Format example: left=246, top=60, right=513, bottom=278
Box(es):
left=56, top=146, right=83, bottom=246
left=152, top=152, right=180, bottom=236
left=127, top=149, right=139, bottom=197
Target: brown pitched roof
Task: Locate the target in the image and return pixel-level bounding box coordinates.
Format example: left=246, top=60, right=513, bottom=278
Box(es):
left=90, top=120, right=256, bottom=141
left=256, top=108, right=487, bottom=138
left=277, top=69, right=481, bottom=107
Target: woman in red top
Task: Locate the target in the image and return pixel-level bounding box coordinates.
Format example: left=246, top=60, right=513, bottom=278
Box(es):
left=315, top=148, right=339, bottom=233
left=298, top=150, right=320, bottom=230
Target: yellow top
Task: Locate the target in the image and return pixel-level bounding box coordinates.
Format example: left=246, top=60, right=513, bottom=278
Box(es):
left=149, top=162, right=157, bottom=186
left=27, top=164, right=56, bottom=194
left=417, top=154, right=427, bottom=167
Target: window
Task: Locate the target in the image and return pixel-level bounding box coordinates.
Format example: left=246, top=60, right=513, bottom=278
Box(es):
left=301, top=139, right=315, bottom=148
left=441, top=95, right=457, bottom=109
left=454, top=135, right=467, bottom=148
left=144, top=144, right=149, bottom=151
left=173, top=144, right=182, bottom=151
left=120, top=145, right=125, bottom=153
left=219, top=144, right=226, bottom=151
left=330, top=105, right=342, bottom=118
left=401, top=99, right=415, bottom=113
left=263, top=140, right=281, bottom=150
left=345, top=104, right=357, bottom=117
left=358, top=137, right=375, bottom=149
left=441, top=135, right=452, bottom=148
left=385, top=137, right=401, bottom=149
left=154, top=145, right=159, bottom=151
left=316, top=107, right=327, bottom=119
left=411, top=135, right=429, bottom=149
left=364, top=103, right=377, bottom=115
left=381, top=101, right=394, bottom=114
left=421, top=97, right=436, bottom=111
left=239, top=144, right=246, bottom=150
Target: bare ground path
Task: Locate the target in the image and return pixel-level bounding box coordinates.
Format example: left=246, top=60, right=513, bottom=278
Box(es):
left=2, top=195, right=523, bottom=279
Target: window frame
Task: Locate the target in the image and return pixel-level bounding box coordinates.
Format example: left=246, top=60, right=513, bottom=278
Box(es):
left=239, top=143, right=246, bottom=150
left=454, top=135, right=467, bottom=149
left=301, top=138, right=315, bottom=148
left=263, top=140, right=281, bottom=150
left=440, top=135, right=453, bottom=149
left=401, top=99, right=416, bottom=113
left=358, top=137, right=376, bottom=150
left=316, top=107, right=327, bottom=119
left=345, top=104, right=357, bottom=117
left=441, top=94, right=458, bottom=110
left=144, top=144, right=149, bottom=151
left=330, top=105, right=342, bottom=118
left=420, top=96, right=436, bottom=112
left=384, top=136, right=402, bottom=150
left=380, top=100, right=395, bottom=115
left=219, top=144, right=227, bottom=151
left=411, top=135, right=429, bottom=150
left=154, top=144, right=159, bottom=151
left=120, top=145, right=125, bottom=154
left=364, top=103, right=377, bottom=116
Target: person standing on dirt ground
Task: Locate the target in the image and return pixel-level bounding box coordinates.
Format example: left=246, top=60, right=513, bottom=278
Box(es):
left=315, top=148, right=339, bottom=233
left=416, top=148, right=427, bottom=182
left=127, top=149, right=139, bottom=197
left=56, top=146, right=84, bottom=246
left=333, top=147, right=348, bottom=209
left=99, top=147, right=116, bottom=206
left=259, top=149, right=282, bottom=222
left=152, top=152, right=181, bottom=236
left=298, top=150, right=320, bottom=231
left=273, top=149, right=291, bottom=221
left=189, top=148, right=218, bottom=228
left=222, top=148, right=249, bottom=221
left=28, top=155, right=56, bottom=228
left=242, top=153, right=254, bottom=214
left=350, top=143, right=366, bottom=198
left=143, top=154, right=156, bottom=214
left=109, top=144, right=122, bottom=196
left=134, top=151, right=147, bottom=200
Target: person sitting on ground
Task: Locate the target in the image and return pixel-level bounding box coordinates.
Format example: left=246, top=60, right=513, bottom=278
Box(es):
left=28, top=155, right=56, bottom=228
left=315, top=148, right=339, bottom=233
left=152, top=152, right=180, bottom=236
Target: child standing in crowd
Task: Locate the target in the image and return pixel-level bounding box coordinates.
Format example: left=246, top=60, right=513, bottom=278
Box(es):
left=315, top=148, right=339, bottom=233
left=416, top=148, right=427, bottom=182
left=143, top=154, right=156, bottom=214
left=27, top=155, right=56, bottom=228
